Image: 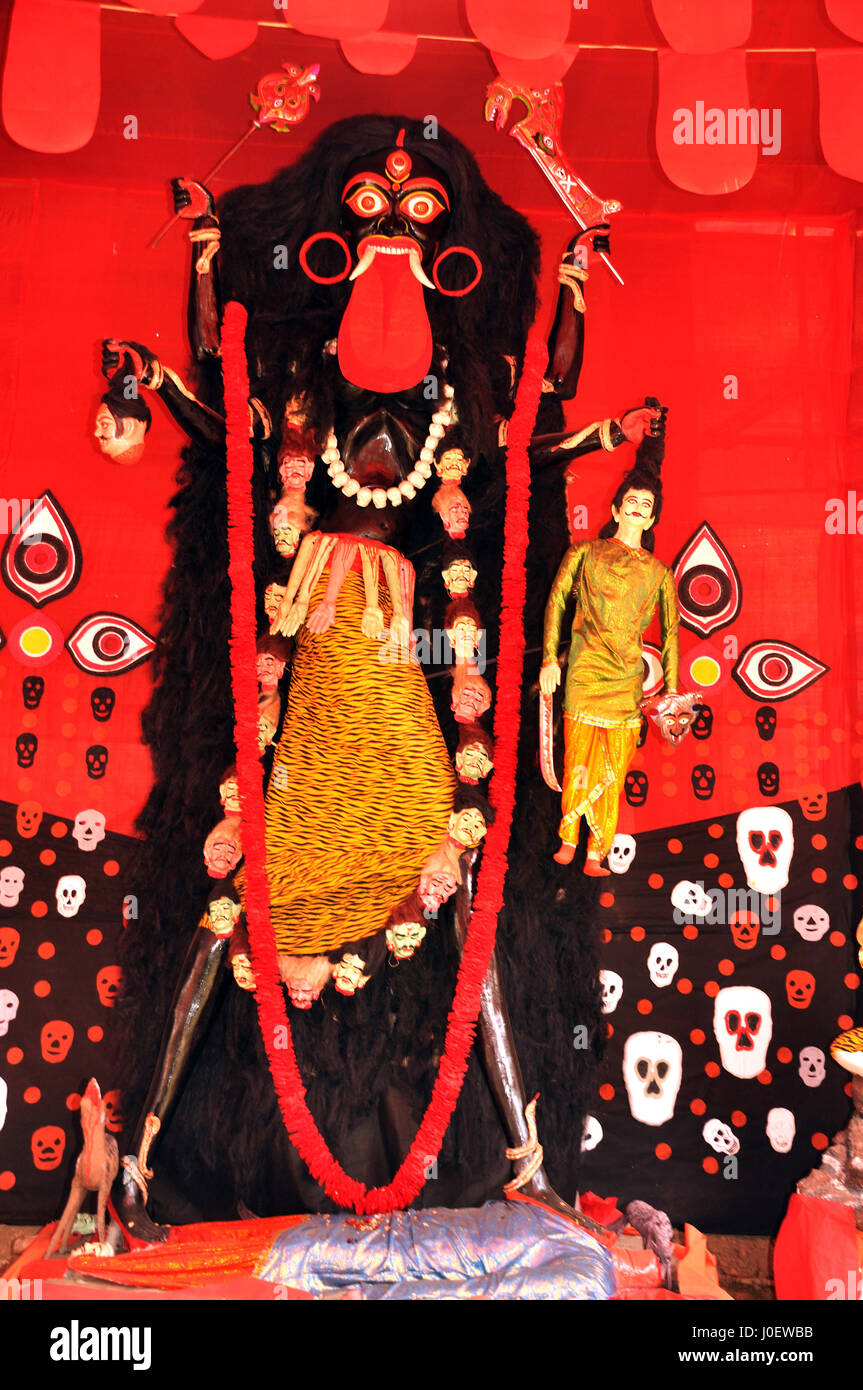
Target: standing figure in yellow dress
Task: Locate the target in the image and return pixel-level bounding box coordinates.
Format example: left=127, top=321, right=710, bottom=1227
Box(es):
left=541, top=459, right=680, bottom=874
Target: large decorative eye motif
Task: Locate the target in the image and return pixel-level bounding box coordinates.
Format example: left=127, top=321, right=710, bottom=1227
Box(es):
left=1, top=492, right=82, bottom=607
left=641, top=645, right=664, bottom=696
left=673, top=522, right=741, bottom=638
left=66, top=613, right=155, bottom=675
left=732, top=640, right=828, bottom=702
left=343, top=184, right=390, bottom=218
left=398, top=190, right=447, bottom=224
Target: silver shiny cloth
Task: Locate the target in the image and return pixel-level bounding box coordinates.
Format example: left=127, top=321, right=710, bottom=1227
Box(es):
left=256, top=1200, right=615, bottom=1300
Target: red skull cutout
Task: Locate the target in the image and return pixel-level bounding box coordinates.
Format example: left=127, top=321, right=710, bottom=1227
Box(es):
left=102, top=1088, right=124, bottom=1134
left=32, top=1124, right=67, bottom=1171
left=729, top=911, right=760, bottom=951
left=96, top=965, right=123, bottom=1007
left=797, top=783, right=827, bottom=822
left=16, top=799, right=43, bottom=838
left=0, top=928, right=21, bottom=968
left=785, top=969, right=816, bottom=1010
left=40, top=1019, right=74, bottom=1063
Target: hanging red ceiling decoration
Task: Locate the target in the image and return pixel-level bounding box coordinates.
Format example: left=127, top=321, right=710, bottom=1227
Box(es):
left=283, top=0, right=389, bottom=41
left=339, top=32, right=417, bottom=77
left=655, top=50, right=758, bottom=195
left=650, top=0, right=751, bottom=54
left=466, top=0, right=570, bottom=62
left=174, top=16, right=259, bottom=61
left=490, top=46, right=578, bottom=88
left=825, top=0, right=863, bottom=43
left=816, top=50, right=863, bottom=184
left=2, top=0, right=100, bottom=153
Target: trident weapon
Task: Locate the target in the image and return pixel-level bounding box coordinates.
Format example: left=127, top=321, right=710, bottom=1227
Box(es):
left=484, top=77, right=623, bottom=284
left=150, top=61, right=321, bottom=249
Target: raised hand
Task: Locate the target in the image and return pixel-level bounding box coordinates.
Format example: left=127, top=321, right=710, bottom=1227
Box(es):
left=171, top=178, right=215, bottom=220
left=101, top=338, right=156, bottom=385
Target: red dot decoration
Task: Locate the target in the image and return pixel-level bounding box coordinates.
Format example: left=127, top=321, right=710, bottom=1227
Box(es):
left=630, top=926, right=646, bottom=942
left=717, top=959, right=734, bottom=977
left=757, top=1070, right=772, bottom=1085
left=708, top=824, right=724, bottom=839
left=717, top=873, right=733, bottom=889
left=811, top=834, right=827, bottom=851
left=66, top=1093, right=81, bottom=1111
left=731, top=1110, right=747, bottom=1128
left=33, top=980, right=50, bottom=998
left=601, top=928, right=612, bottom=944
left=667, top=838, right=682, bottom=854
left=829, top=932, right=847, bottom=948
left=30, top=900, right=47, bottom=918
left=599, top=891, right=614, bottom=908
left=811, top=1133, right=829, bottom=1151
left=6, top=1047, right=23, bottom=1065
left=37, top=941, right=55, bottom=959
left=811, top=867, right=827, bottom=884
left=690, top=1028, right=706, bottom=1045
left=655, top=1143, right=671, bottom=1160
left=677, top=978, right=693, bottom=995
left=690, top=1098, right=706, bottom=1115
left=704, top=980, right=720, bottom=997
left=606, top=1022, right=614, bottom=1039
left=838, top=1014, right=854, bottom=1030
left=39, top=849, right=56, bottom=866
left=702, top=1157, right=719, bottom=1174
left=703, top=853, right=719, bottom=869
left=705, top=1061, right=721, bottom=1078
left=86, top=929, right=103, bottom=946
left=648, top=873, right=664, bottom=890
left=776, top=1047, right=793, bottom=1064
left=50, top=821, right=68, bottom=838
left=843, top=874, right=858, bottom=891
left=599, top=1083, right=615, bottom=1101
left=0, top=1172, right=15, bottom=1191
left=682, top=925, right=699, bottom=941
left=844, top=974, right=860, bottom=991
left=87, top=1025, right=104, bottom=1043
left=637, top=999, right=653, bottom=1015
left=103, top=860, right=120, bottom=877
left=856, top=835, right=863, bottom=851
left=0, top=840, right=12, bottom=857
left=770, top=945, right=786, bottom=960
left=23, top=1086, right=40, bottom=1104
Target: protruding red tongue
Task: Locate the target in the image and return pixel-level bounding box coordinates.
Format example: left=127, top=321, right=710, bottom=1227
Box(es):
left=338, top=239, right=432, bottom=393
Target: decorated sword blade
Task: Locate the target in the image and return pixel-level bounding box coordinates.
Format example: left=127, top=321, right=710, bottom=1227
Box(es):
left=484, top=77, right=623, bottom=285
left=539, top=692, right=562, bottom=793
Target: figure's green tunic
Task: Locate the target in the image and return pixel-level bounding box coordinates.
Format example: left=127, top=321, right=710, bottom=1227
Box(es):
left=542, top=537, right=680, bottom=725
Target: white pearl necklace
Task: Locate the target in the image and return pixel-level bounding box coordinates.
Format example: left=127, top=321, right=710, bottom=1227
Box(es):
left=324, top=386, right=455, bottom=509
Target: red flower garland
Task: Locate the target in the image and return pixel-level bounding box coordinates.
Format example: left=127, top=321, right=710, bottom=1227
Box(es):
left=221, top=299, right=546, bottom=1213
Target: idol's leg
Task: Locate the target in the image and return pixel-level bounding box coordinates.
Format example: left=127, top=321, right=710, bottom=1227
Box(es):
left=111, top=924, right=230, bottom=1242
left=453, top=851, right=607, bottom=1237
left=554, top=713, right=587, bottom=864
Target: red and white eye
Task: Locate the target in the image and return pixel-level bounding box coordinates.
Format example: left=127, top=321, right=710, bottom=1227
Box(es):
left=2, top=492, right=82, bottom=607
left=343, top=185, right=390, bottom=219
left=673, top=523, right=741, bottom=638
left=66, top=613, right=155, bottom=675
left=398, top=190, right=447, bottom=224
left=641, top=644, right=664, bottom=696
left=733, top=641, right=828, bottom=702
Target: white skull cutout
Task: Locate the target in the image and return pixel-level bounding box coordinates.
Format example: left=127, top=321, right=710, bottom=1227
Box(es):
left=72, top=809, right=106, bottom=852
left=766, top=1107, right=796, bottom=1153
left=702, top=1118, right=740, bottom=1155
left=608, top=834, right=636, bottom=875
left=793, top=905, right=830, bottom=943
left=670, top=880, right=712, bottom=917
left=736, top=807, right=794, bottom=894
left=0, top=867, right=25, bottom=908
left=798, top=1046, right=826, bottom=1088
left=622, top=1031, right=683, bottom=1126
left=55, top=874, right=87, bottom=919
left=581, top=1115, right=603, bottom=1152
left=0, top=990, right=19, bottom=1037
left=647, top=942, right=679, bottom=988
left=0, top=1075, right=6, bottom=1134
left=600, top=969, right=623, bottom=1015
left=713, top=986, right=772, bottom=1079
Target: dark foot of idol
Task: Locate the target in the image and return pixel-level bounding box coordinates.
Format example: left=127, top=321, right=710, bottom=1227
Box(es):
left=515, top=1170, right=611, bottom=1242
left=109, top=1163, right=169, bottom=1245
